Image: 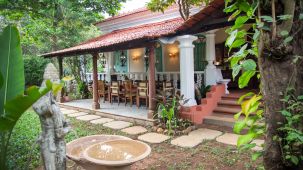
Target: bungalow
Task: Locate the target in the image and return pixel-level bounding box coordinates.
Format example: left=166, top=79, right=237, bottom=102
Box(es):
left=42, top=0, right=258, bottom=126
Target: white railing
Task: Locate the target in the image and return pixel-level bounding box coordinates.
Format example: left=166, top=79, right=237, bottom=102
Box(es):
left=86, top=71, right=204, bottom=87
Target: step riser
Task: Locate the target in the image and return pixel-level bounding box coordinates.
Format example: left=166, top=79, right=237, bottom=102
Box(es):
left=217, top=104, right=241, bottom=109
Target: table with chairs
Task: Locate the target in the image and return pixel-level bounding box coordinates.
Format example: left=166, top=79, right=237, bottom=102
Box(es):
left=96, top=79, right=176, bottom=109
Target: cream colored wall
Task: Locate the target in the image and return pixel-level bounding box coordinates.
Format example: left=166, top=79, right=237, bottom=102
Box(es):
left=128, top=48, right=145, bottom=72
left=163, top=42, right=180, bottom=72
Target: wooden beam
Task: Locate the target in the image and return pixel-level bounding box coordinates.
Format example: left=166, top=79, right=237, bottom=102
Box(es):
left=58, top=57, right=64, bottom=103
left=148, top=44, right=156, bottom=119
left=92, top=53, right=100, bottom=109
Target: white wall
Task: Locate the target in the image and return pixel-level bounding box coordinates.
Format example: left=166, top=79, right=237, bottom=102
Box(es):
left=128, top=48, right=145, bottom=72
left=163, top=42, right=180, bottom=72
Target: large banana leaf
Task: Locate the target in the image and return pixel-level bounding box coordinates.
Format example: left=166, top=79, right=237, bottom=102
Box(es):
left=0, top=25, right=24, bottom=117
left=0, top=80, right=62, bottom=131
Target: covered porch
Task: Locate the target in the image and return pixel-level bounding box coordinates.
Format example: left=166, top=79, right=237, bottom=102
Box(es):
left=42, top=0, right=230, bottom=123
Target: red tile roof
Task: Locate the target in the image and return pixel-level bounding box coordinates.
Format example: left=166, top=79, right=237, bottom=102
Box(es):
left=42, top=18, right=184, bottom=57
left=178, top=0, right=225, bottom=32
left=41, top=0, right=225, bottom=58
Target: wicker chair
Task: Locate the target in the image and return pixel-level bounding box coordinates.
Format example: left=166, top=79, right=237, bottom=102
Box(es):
left=136, top=81, right=149, bottom=108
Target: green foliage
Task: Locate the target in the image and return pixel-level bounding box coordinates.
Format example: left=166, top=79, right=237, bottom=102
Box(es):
left=274, top=88, right=303, bottom=166
left=225, top=0, right=259, bottom=89
left=224, top=0, right=265, bottom=163
left=77, top=81, right=90, bottom=99
left=159, top=97, right=177, bottom=135
left=157, top=95, right=190, bottom=135
left=0, top=25, right=62, bottom=169
left=24, top=56, right=50, bottom=86
left=195, top=84, right=211, bottom=104
left=147, top=0, right=210, bottom=20
left=7, top=111, right=41, bottom=169
left=233, top=93, right=265, bottom=161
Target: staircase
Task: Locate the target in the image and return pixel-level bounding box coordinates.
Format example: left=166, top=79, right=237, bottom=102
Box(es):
left=203, top=92, right=243, bottom=128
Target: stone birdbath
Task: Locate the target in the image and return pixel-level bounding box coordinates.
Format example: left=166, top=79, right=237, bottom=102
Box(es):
left=66, top=135, right=151, bottom=170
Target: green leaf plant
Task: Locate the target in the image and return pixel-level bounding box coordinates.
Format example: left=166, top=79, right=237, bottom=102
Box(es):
left=0, top=25, right=62, bottom=169
left=273, top=88, right=303, bottom=166
left=224, top=0, right=265, bottom=163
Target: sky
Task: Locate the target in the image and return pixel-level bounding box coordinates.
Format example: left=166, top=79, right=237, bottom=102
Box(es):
left=119, top=0, right=150, bottom=13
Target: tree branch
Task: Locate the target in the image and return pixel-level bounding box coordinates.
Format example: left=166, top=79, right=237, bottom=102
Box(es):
left=272, top=0, right=277, bottom=40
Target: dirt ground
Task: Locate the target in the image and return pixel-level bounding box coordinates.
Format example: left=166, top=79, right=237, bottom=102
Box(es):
left=66, top=140, right=260, bottom=170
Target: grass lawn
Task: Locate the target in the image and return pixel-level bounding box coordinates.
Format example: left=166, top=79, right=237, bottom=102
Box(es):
left=8, top=110, right=262, bottom=170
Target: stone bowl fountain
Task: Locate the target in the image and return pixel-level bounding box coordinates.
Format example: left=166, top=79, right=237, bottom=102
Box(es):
left=66, top=135, right=151, bottom=170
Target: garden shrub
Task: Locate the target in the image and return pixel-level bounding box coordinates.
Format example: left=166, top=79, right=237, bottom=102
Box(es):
left=7, top=110, right=41, bottom=169
left=24, top=56, right=50, bottom=86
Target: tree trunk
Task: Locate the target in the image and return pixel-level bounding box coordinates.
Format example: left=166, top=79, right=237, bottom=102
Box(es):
left=259, top=0, right=303, bottom=169
left=33, top=92, right=70, bottom=170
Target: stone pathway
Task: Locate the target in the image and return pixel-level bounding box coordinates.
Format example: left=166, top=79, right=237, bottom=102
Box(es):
left=76, top=115, right=101, bottom=121
left=121, top=126, right=148, bottom=135
left=138, top=133, right=170, bottom=144
left=90, top=118, right=114, bottom=124
left=61, top=107, right=264, bottom=149
left=171, top=128, right=222, bottom=148
left=67, top=112, right=88, bottom=117
left=61, top=109, right=78, bottom=115
left=103, top=121, right=133, bottom=130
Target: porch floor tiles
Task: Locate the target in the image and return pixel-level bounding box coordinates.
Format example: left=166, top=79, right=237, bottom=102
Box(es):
left=63, top=99, right=148, bottom=119
left=138, top=133, right=170, bottom=144
left=66, top=112, right=88, bottom=117
left=90, top=118, right=114, bottom=124
left=103, top=121, right=133, bottom=130
left=76, top=115, right=101, bottom=121
left=121, top=126, right=147, bottom=135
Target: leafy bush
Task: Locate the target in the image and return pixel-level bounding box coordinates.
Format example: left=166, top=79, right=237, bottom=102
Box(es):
left=195, top=84, right=211, bottom=105
left=24, top=56, right=50, bottom=86
left=7, top=110, right=41, bottom=169
left=275, top=88, right=303, bottom=166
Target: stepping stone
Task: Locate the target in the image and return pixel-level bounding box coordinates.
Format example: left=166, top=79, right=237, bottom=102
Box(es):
left=171, top=135, right=203, bottom=148
left=67, top=112, right=88, bottom=118
left=188, top=128, right=223, bottom=141
left=121, top=126, right=147, bottom=135
left=103, top=121, right=133, bottom=130
left=252, top=139, right=264, bottom=151
left=61, top=109, right=78, bottom=115
left=90, top=118, right=114, bottom=124
left=216, top=133, right=239, bottom=146
left=76, top=115, right=101, bottom=121
left=138, top=133, right=170, bottom=144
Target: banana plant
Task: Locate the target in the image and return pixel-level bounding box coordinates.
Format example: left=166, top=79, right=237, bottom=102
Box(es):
left=0, top=25, right=62, bottom=169
left=159, top=97, right=177, bottom=135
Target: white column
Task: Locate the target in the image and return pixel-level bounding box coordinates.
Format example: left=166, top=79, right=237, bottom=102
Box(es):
left=205, top=30, right=217, bottom=86
left=177, top=35, right=198, bottom=106
left=106, top=52, right=115, bottom=82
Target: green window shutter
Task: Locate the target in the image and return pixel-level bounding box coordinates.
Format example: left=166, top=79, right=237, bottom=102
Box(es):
left=155, top=45, right=163, bottom=72
left=114, top=50, right=128, bottom=73
left=194, top=42, right=206, bottom=71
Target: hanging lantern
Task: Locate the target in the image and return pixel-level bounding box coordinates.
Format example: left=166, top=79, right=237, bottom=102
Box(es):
left=120, top=51, right=127, bottom=67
